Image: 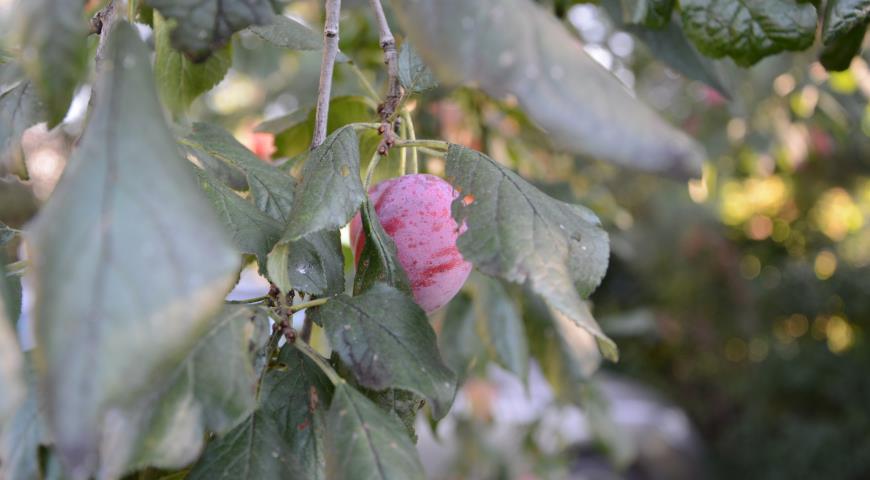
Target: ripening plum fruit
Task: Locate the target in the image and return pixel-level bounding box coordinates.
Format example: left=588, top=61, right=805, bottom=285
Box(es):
left=350, top=174, right=472, bottom=313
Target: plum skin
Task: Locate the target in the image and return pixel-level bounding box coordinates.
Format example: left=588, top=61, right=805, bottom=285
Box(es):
left=350, top=174, right=472, bottom=313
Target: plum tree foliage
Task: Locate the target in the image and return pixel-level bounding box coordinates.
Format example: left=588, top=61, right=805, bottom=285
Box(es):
left=0, top=0, right=866, bottom=478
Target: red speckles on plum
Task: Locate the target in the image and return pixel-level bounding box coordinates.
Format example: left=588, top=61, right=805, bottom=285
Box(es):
left=349, top=174, right=473, bottom=313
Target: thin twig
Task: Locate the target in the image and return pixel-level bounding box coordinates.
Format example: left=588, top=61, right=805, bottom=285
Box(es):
left=300, top=317, right=314, bottom=343
left=345, top=60, right=381, bottom=102
left=294, top=339, right=344, bottom=385
left=311, top=0, right=342, bottom=149
left=369, top=0, right=402, bottom=156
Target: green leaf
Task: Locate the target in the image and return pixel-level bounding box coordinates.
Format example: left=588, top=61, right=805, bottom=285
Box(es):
left=820, top=0, right=870, bottom=71
left=187, top=410, right=300, bottom=479
left=320, top=283, right=456, bottom=418
left=25, top=23, right=240, bottom=476
left=144, top=0, right=276, bottom=61
left=352, top=200, right=412, bottom=296
left=260, top=345, right=334, bottom=478
left=391, top=0, right=704, bottom=179
left=0, top=362, right=47, bottom=480
left=282, top=126, right=364, bottom=242
left=266, top=230, right=345, bottom=296
left=0, top=260, right=24, bottom=423
left=98, top=306, right=260, bottom=478
left=325, top=384, right=426, bottom=480
left=469, top=274, right=529, bottom=381
left=620, top=0, right=674, bottom=28
left=523, top=292, right=602, bottom=401
left=680, top=0, right=818, bottom=67
left=366, top=388, right=426, bottom=441
left=16, top=0, right=88, bottom=126
left=1, top=81, right=45, bottom=177
left=602, top=0, right=730, bottom=97
left=439, top=293, right=487, bottom=382
left=249, top=14, right=322, bottom=50
left=445, top=145, right=617, bottom=361
left=398, top=42, right=438, bottom=94
left=153, top=13, right=232, bottom=115
left=195, top=167, right=283, bottom=269
left=185, top=122, right=295, bottom=224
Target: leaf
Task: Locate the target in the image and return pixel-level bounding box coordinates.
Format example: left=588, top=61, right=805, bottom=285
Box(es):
left=16, top=0, right=88, bottom=126
left=98, top=306, right=260, bottom=479
left=619, top=0, right=674, bottom=28
left=445, top=145, right=617, bottom=361
left=391, top=0, right=704, bottom=179
left=602, top=0, right=730, bottom=97
left=523, top=292, right=601, bottom=401
left=283, top=126, right=365, bottom=241
left=185, top=122, right=295, bottom=224
left=195, top=167, right=283, bottom=270
left=439, top=293, right=487, bottom=381
left=0, top=361, right=47, bottom=480
left=468, top=274, right=529, bottom=381
left=0, top=260, right=24, bottom=423
left=0, top=221, right=18, bottom=246
left=820, top=0, right=870, bottom=71
left=0, top=81, right=45, bottom=176
left=398, top=42, right=438, bottom=94
left=680, top=0, right=818, bottom=67
left=266, top=229, right=345, bottom=296
left=325, top=384, right=426, bottom=480
left=25, top=23, right=240, bottom=476
left=320, top=283, right=456, bottom=418
left=153, top=13, right=232, bottom=115
left=249, top=14, right=322, bottom=50
left=352, top=200, right=412, bottom=296
left=186, top=410, right=299, bottom=480
left=144, top=0, right=276, bottom=61
left=260, top=345, right=334, bottom=479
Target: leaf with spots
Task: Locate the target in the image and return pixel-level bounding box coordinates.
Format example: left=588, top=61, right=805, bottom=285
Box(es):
left=25, top=23, right=240, bottom=476
left=266, top=229, right=345, bottom=296
left=153, top=13, right=232, bottom=116
left=391, top=0, right=704, bottom=179
left=445, top=145, right=616, bottom=361
left=282, top=126, right=365, bottom=241
left=144, top=0, right=276, bottom=61
left=398, top=42, right=437, bottom=94
left=680, top=0, right=818, bottom=66
left=184, top=122, right=295, bottom=225
left=325, top=384, right=426, bottom=480
left=353, top=200, right=412, bottom=296
left=319, top=283, right=456, bottom=419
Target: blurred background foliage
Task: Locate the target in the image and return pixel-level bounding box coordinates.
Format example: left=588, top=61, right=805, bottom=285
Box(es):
left=3, top=0, right=870, bottom=478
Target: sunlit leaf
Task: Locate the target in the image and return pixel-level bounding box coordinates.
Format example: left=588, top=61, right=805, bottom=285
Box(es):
left=446, top=145, right=617, bottom=360
left=282, top=126, right=364, bottom=241
left=153, top=13, right=231, bottom=115
left=391, top=0, right=705, bottom=179
left=325, top=384, right=426, bottom=480
left=249, top=14, right=322, bottom=50
left=25, top=23, right=240, bottom=476
left=145, top=0, right=275, bottom=61
left=320, top=283, right=456, bottom=418
left=16, top=0, right=88, bottom=126
left=681, top=0, right=817, bottom=66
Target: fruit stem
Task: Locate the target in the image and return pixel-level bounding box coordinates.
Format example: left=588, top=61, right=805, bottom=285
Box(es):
left=225, top=295, right=269, bottom=304
left=394, top=139, right=449, bottom=152
left=402, top=111, right=419, bottom=174
left=345, top=60, right=381, bottom=103
left=363, top=150, right=381, bottom=190
left=289, top=297, right=329, bottom=312
left=399, top=119, right=408, bottom=175
left=294, top=339, right=345, bottom=385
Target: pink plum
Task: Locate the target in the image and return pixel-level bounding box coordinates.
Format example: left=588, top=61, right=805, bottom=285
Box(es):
left=350, top=174, right=473, bottom=313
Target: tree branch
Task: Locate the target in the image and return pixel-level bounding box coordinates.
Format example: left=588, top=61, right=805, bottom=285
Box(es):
left=369, top=0, right=403, bottom=156
left=311, top=0, right=342, bottom=149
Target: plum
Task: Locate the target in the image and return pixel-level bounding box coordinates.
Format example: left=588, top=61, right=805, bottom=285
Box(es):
left=350, top=174, right=472, bottom=313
